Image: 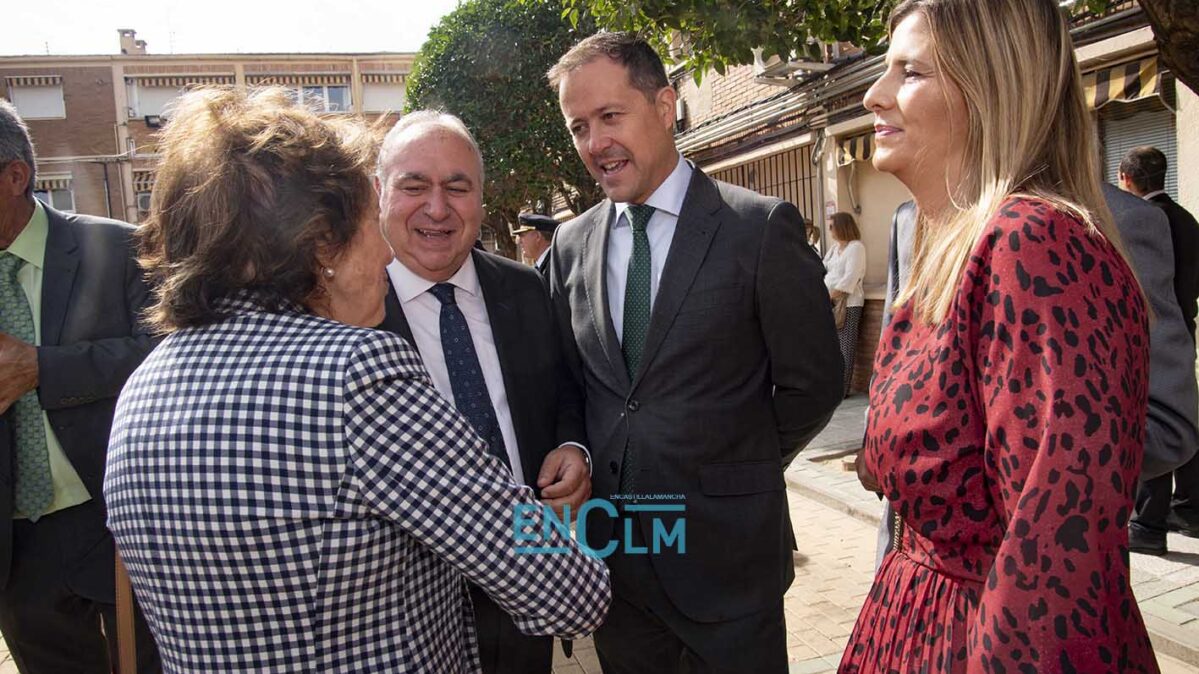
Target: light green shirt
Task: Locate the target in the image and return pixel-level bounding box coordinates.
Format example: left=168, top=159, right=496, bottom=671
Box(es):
left=6, top=200, right=91, bottom=517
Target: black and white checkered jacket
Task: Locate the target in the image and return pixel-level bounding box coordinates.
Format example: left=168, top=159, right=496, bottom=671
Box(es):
left=105, top=296, right=610, bottom=673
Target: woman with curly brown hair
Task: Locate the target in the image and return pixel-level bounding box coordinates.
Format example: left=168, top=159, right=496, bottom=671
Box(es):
left=103, top=87, right=609, bottom=673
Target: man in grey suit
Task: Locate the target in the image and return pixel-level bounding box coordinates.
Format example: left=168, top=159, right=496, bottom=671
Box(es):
left=548, top=32, right=843, bottom=673
left=0, top=101, right=159, bottom=671
left=1102, top=178, right=1199, bottom=555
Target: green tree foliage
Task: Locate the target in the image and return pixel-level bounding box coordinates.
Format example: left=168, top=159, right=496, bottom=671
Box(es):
left=406, top=0, right=602, bottom=257
left=552, top=0, right=897, bottom=78
left=551, top=1, right=1195, bottom=93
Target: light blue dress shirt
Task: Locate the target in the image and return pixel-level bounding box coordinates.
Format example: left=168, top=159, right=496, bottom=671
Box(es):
left=607, top=154, right=693, bottom=342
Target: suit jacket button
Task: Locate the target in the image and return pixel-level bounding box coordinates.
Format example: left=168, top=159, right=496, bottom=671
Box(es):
left=627, top=400, right=640, bottom=412
left=609, top=461, right=619, bottom=475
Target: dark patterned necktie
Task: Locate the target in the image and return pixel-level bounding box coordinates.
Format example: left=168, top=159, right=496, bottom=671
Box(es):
left=0, top=252, right=53, bottom=520
left=619, top=204, right=655, bottom=494
left=428, top=283, right=511, bottom=471
left=621, top=204, right=656, bottom=379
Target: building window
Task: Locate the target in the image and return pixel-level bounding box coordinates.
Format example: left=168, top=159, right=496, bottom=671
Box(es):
left=7, top=80, right=66, bottom=119
left=34, top=175, right=74, bottom=212
left=362, top=83, right=405, bottom=113
left=298, top=85, right=350, bottom=112
left=129, top=85, right=184, bottom=118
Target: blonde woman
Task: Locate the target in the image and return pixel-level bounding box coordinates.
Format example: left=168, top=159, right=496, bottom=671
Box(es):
left=823, top=212, right=866, bottom=396
left=840, top=1, right=1157, bottom=672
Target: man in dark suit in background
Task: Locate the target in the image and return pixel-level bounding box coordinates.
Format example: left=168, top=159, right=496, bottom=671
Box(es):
left=0, top=100, right=159, bottom=672
left=547, top=33, right=843, bottom=673
left=1119, top=146, right=1199, bottom=552
left=374, top=110, right=591, bottom=674
left=513, top=212, right=559, bottom=277
left=1121, top=146, right=1199, bottom=340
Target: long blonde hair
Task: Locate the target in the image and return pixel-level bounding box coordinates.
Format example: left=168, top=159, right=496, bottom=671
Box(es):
left=890, top=0, right=1126, bottom=324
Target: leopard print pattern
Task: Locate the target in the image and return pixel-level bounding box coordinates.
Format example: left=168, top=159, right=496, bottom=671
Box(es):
left=839, top=198, right=1158, bottom=673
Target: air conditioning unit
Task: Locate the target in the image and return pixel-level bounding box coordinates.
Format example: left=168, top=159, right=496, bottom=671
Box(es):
left=136, top=192, right=152, bottom=212
left=752, top=47, right=835, bottom=84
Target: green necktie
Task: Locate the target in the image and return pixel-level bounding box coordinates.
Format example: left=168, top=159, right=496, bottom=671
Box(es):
left=621, top=204, right=655, bottom=379
left=0, top=252, right=53, bottom=520
left=619, top=204, right=654, bottom=495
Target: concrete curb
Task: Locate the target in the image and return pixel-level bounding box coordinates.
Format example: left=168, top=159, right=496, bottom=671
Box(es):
left=784, top=472, right=880, bottom=530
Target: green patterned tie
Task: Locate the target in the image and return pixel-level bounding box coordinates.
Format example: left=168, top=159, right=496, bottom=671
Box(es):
left=619, top=204, right=654, bottom=495
left=0, top=252, right=53, bottom=520
left=621, top=204, right=655, bottom=379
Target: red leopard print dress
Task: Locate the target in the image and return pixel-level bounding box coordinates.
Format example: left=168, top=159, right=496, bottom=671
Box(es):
left=839, top=198, right=1159, bottom=673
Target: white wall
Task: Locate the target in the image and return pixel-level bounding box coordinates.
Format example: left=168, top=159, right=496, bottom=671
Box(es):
left=1177, top=82, right=1198, bottom=216
left=824, top=155, right=909, bottom=294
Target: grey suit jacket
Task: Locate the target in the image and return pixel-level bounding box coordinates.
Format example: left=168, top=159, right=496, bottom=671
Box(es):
left=1103, top=184, right=1199, bottom=479
left=883, top=201, right=916, bottom=325
left=0, top=204, right=155, bottom=592
left=550, top=168, right=843, bottom=622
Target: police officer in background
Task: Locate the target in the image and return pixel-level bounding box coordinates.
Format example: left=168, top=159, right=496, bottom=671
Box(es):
left=512, top=212, right=559, bottom=276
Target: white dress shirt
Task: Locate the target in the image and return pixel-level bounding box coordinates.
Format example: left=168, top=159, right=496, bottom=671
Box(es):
left=1142, top=189, right=1168, bottom=201
left=387, top=256, right=525, bottom=480
left=535, top=248, right=550, bottom=270
left=607, top=154, right=693, bottom=341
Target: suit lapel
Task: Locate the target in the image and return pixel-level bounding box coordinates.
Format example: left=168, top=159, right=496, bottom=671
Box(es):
left=378, top=280, right=418, bottom=354
left=632, top=170, right=723, bottom=386
left=472, top=251, right=534, bottom=480
left=581, top=203, right=631, bottom=392
left=472, top=251, right=521, bottom=408
left=41, top=207, right=80, bottom=347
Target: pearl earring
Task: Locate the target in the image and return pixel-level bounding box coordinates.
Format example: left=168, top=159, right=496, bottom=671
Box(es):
left=322, top=267, right=335, bottom=279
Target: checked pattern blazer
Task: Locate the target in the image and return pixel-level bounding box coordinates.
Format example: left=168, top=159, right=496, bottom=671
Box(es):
left=104, top=296, right=610, bottom=673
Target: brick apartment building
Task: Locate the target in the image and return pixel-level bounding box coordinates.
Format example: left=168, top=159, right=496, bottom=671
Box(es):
left=1, top=29, right=412, bottom=227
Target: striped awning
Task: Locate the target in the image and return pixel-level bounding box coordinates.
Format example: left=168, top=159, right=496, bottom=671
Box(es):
left=1084, top=56, right=1160, bottom=109
left=362, top=73, right=405, bottom=85
left=6, top=75, right=62, bottom=88
left=35, top=174, right=71, bottom=191
left=127, top=75, right=234, bottom=88
left=133, top=169, right=155, bottom=193
left=246, top=74, right=350, bottom=86
left=837, top=133, right=873, bottom=167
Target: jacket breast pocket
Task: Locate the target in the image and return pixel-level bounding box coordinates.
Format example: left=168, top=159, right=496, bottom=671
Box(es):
left=676, top=283, right=744, bottom=316
left=698, top=460, right=784, bottom=496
